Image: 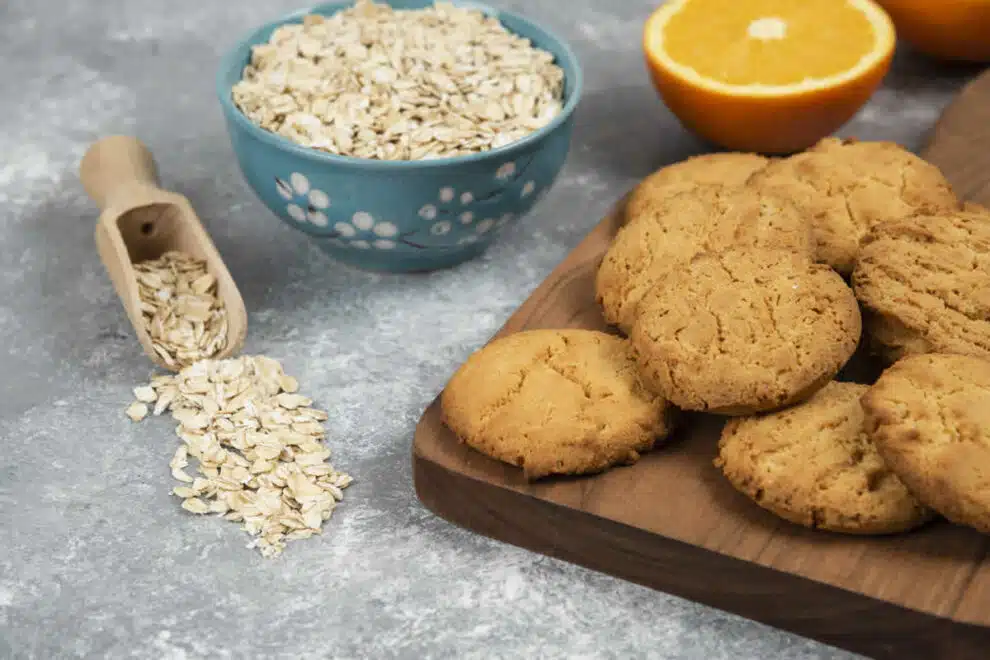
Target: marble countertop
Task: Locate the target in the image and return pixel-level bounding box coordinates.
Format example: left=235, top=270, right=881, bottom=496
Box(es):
left=1, top=0, right=979, bottom=657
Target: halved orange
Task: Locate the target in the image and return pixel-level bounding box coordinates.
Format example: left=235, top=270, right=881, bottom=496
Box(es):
left=644, top=0, right=897, bottom=154
left=876, top=0, right=990, bottom=63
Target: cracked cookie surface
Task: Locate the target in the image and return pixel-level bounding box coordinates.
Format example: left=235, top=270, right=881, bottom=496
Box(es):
left=440, top=329, right=675, bottom=480
left=750, top=137, right=959, bottom=274
left=625, top=153, right=770, bottom=221
left=596, top=184, right=812, bottom=334
left=862, top=353, right=990, bottom=534
left=716, top=381, right=932, bottom=534
left=630, top=248, right=861, bottom=415
left=852, top=207, right=990, bottom=364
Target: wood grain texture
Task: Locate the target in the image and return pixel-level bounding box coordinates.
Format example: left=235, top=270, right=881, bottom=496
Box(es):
left=413, top=69, right=990, bottom=659
left=80, top=135, right=248, bottom=371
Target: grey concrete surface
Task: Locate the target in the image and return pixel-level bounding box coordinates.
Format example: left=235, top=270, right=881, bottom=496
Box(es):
left=0, top=0, right=980, bottom=658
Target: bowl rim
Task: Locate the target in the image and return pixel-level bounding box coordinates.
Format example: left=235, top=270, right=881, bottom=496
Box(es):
left=215, top=0, right=584, bottom=171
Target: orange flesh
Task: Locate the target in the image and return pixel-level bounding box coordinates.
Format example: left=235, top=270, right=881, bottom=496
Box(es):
left=662, top=0, right=878, bottom=86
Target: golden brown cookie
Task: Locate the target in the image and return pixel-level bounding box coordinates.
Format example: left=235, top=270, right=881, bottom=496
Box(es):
left=630, top=248, right=861, bottom=415
left=862, top=353, right=990, bottom=534
left=852, top=207, right=990, bottom=364
left=596, top=184, right=813, bottom=333
left=716, top=381, right=932, bottom=534
left=440, top=329, right=675, bottom=480
left=860, top=313, right=933, bottom=365
left=750, top=137, right=960, bottom=274
left=625, top=152, right=770, bottom=220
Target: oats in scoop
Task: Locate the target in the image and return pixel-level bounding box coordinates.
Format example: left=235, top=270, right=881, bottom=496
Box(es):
left=134, top=251, right=228, bottom=369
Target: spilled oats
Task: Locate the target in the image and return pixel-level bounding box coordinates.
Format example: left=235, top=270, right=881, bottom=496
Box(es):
left=128, top=354, right=353, bottom=558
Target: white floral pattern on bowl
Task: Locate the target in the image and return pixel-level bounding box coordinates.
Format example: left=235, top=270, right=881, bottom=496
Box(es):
left=275, top=172, right=331, bottom=227
left=330, top=211, right=399, bottom=250
left=495, top=161, right=516, bottom=181
left=272, top=157, right=539, bottom=252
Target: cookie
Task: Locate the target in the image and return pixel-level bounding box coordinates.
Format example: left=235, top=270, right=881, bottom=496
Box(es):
left=716, top=381, right=932, bottom=534
left=852, top=207, right=990, bottom=363
left=859, top=313, right=931, bottom=365
left=750, top=137, right=959, bottom=274
left=440, top=329, right=676, bottom=480
left=625, top=153, right=770, bottom=220
left=630, top=248, right=861, bottom=415
left=862, top=353, right=990, bottom=534
left=596, top=184, right=812, bottom=333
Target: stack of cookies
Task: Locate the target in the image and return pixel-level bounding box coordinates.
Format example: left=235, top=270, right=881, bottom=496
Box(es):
left=441, top=136, right=990, bottom=539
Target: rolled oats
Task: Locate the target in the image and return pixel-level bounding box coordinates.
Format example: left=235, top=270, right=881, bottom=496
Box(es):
left=133, top=385, right=158, bottom=403
left=231, top=0, right=566, bottom=160
left=181, top=498, right=210, bottom=514
left=125, top=401, right=149, bottom=422
left=128, top=355, right=353, bottom=558
left=134, top=251, right=228, bottom=369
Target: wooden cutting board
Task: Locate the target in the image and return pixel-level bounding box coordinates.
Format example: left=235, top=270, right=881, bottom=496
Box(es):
left=413, top=70, right=990, bottom=660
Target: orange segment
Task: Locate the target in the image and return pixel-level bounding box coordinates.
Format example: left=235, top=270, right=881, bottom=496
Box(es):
left=643, top=0, right=896, bottom=153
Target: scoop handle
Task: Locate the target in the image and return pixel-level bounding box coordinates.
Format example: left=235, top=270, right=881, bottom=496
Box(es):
left=79, top=135, right=162, bottom=210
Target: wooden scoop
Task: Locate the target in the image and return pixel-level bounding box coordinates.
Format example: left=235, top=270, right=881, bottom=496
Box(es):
left=79, top=135, right=247, bottom=371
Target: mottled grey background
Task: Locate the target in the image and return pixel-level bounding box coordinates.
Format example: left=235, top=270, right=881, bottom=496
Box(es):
left=0, top=0, right=981, bottom=658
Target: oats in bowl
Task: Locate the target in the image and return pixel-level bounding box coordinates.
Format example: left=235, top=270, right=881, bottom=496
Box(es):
left=216, top=0, right=583, bottom=273
left=231, top=0, right=566, bottom=161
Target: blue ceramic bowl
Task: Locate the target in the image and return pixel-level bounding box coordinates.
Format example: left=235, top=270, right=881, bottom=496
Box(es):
left=216, top=0, right=583, bottom=273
